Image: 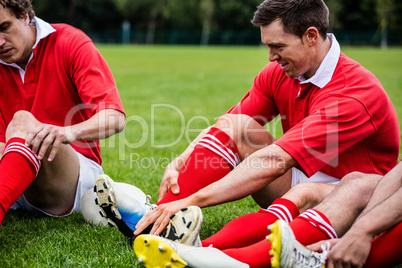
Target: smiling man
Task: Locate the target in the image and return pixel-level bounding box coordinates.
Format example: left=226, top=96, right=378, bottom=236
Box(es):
left=95, top=0, right=399, bottom=254
left=0, top=0, right=125, bottom=225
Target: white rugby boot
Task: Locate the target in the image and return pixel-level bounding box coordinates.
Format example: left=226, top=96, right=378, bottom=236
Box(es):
left=81, top=188, right=108, bottom=226
left=162, top=206, right=203, bottom=247
left=134, top=234, right=250, bottom=268
left=92, top=174, right=156, bottom=242
left=267, top=219, right=330, bottom=268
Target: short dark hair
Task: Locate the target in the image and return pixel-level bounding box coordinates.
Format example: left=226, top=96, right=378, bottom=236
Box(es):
left=0, top=0, right=35, bottom=21
left=251, top=0, right=329, bottom=39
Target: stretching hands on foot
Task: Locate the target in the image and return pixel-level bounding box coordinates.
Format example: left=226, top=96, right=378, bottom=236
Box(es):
left=134, top=198, right=192, bottom=235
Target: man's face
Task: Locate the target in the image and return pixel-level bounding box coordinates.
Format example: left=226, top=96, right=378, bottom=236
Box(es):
left=261, top=20, right=315, bottom=79
left=0, top=6, right=33, bottom=67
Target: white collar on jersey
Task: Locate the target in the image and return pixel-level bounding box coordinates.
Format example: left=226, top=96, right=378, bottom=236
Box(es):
left=296, top=34, right=341, bottom=89
left=31, top=16, right=56, bottom=49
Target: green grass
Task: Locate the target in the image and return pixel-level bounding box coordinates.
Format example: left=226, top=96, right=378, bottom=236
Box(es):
left=1, top=45, right=401, bottom=267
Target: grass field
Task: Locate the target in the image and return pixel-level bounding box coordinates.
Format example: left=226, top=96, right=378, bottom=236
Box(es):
left=1, top=45, right=401, bottom=267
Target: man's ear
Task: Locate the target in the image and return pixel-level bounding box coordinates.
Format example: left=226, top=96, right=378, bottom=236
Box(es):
left=23, top=13, right=30, bottom=25
left=304, top=27, right=319, bottom=46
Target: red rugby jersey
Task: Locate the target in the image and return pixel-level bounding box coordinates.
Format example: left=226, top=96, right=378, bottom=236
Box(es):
left=0, top=24, right=125, bottom=165
left=228, top=52, right=399, bottom=178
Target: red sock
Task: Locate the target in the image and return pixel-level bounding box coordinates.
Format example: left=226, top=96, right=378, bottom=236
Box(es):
left=291, top=209, right=337, bottom=245
left=0, top=137, right=40, bottom=224
left=364, top=222, right=402, bottom=268
left=158, top=127, right=240, bottom=204
left=219, top=209, right=335, bottom=268
left=202, top=198, right=300, bottom=249
left=223, top=239, right=272, bottom=268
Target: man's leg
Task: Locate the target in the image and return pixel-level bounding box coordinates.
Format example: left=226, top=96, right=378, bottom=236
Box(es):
left=202, top=198, right=299, bottom=249
left=97, top=114, right=290, bottom=238
left=202, top=182, right=334, bottom=250
left=132, top=173, right=380, bottom=268
left=309, top=172, right=381, bottom=236
left=1, top=111, right=80, bottom=219
left=220, top=172, right=379, bottom=267
left=265, top=173, right=382, bottom=267
left=206, top=173, right=378, bottom=266
left=159, top=114, right=292, bottom=207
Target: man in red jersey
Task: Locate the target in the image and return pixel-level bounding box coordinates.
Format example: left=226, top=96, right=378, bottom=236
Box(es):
left=94, top=0, right=399, bottom=245
left=129, top=0, right=399, bottom=236
left=0, top=0, right=125, bottom=225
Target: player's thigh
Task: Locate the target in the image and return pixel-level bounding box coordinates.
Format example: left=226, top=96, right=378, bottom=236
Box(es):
left=35, top=143, right=80, bottom=190
left=251, top=168, right=292, bottom=208
left=251, top=168, right=338, bottom=210
left=24, top=144, right=80, bottom=211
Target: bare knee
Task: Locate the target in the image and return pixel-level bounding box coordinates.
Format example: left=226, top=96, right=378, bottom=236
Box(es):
left=283, top=182, right=335, bottom=213
left=215, top=114, right=256, bottom=136
left=215, top=114, right=275, bottom=157
left=6, top=111, right=39, bottom=140
left=338, top=172, right=381, bottom=208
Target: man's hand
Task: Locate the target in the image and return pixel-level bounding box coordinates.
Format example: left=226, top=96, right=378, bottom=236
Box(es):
left=25, top=124, right=74, bottom=162
left=307, top=238, right=338, bottom=252
left=308, top=231, right=372, bottom=268
left=326, top=231, right=372, bottom=268
left=134, top=198, right=191, bottom=236
left=158, top=157, right=187, bottom=201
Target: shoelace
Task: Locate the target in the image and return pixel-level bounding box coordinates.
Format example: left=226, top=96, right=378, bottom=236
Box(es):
left=145, top=195, right=157, bottom=210
left=294, top=241, right=331, bottom=267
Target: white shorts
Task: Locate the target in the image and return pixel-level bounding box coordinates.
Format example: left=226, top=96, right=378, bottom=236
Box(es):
left=10, top=151, right=103, bottom=217
left=291, top=167, right=340, bottom=187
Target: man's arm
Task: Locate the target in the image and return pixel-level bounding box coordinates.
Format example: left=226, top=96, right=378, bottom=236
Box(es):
left=25, top=109, right=125, bottom=162
left=135, top=144, right=296, bottom=235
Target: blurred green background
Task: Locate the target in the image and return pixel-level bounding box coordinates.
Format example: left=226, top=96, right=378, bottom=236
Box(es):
left=32, top=0, right=402, bottom=46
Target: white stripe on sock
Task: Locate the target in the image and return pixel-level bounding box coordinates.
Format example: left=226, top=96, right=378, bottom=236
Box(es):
left=267, top=204, right=293, bottom=223
left=201, top=135, right=239, bottom=166
left=304, top=210, right=337, bottom=238
left=198, top=139, right=238, bottom=168
left=3, top=143, right=41, bottom=173
left=197, top=141, right=236, bottom=168
left=300, top=210, right=337, bottom=239
left=267, top=209, right=284, bottom=222
left=203, top=134, right=240, bottom=165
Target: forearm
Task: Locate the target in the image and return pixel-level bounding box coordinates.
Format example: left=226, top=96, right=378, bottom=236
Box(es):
left=359, top=162, right=402, bottom=216
left=188, top=144, right=295, bottom=208
left=70, top=109, right=125, bottom=141
left=187, top=167, right=271, bottom=208
left=350, top=186, right=402, bottom=239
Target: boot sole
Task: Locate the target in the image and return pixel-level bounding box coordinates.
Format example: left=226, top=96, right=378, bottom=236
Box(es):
left=134, top=235, right=188, bottom=268
left=94, top=174, right=135, bottom=239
